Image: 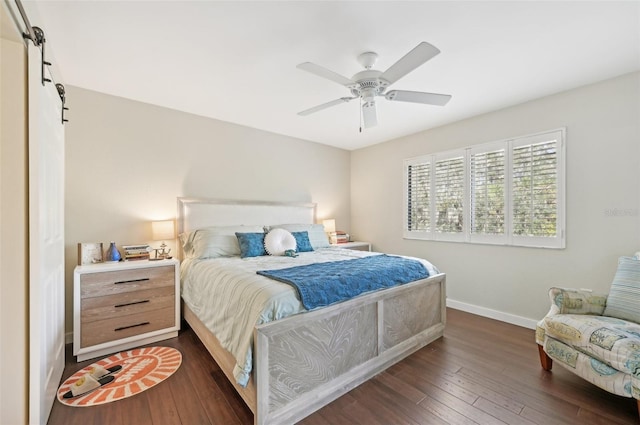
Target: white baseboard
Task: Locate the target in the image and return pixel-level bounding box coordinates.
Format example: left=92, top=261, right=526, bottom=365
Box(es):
left=65, top=331, right=73, bottom=345
left=446, top=298, right=538, bottom=330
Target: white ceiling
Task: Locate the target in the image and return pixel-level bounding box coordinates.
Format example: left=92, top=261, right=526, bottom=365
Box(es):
left=23, top=1, right=640, bottom=150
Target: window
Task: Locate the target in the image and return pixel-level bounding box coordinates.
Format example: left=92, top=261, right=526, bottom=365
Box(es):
left=404, top=129, right=565, bottom=248
left=510, top=132, right=563, bottom=247
left=406, top=161, right=430, bottom=232
left=434, top=154, right=465, bottom=237
left=470, top=146, right=505, bottom=238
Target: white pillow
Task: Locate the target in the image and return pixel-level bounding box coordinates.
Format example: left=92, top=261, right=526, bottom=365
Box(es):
left=268, top=223, right=329, bottom=249
left=264, top=228, right=296, bottom=256
left=181, top=225, right=264, bottom=259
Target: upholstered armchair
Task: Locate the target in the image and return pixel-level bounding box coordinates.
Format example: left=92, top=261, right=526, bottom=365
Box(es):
left=536, top=256, right=640, bottom=419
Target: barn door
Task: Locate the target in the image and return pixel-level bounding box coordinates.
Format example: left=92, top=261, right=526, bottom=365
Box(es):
left=28, top=42, right=65, bottom=424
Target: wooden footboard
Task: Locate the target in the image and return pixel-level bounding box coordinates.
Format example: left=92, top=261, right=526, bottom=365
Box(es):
left=254, top=273, right=446, bottom=425
left=184, top=273, right=445, bottom=425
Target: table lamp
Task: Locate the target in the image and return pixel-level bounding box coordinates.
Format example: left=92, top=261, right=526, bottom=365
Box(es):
left=151, top=220, right=175, bottom=260
left=323, top=219, right=336, bottom=241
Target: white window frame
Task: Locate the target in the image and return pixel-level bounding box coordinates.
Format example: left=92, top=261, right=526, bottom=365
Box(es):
left=403, top=128, right=566, bottom=249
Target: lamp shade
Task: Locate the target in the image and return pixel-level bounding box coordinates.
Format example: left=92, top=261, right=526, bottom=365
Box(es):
left=152, top=220, right=175, bottom=241
left=322, top=219, right=336, bottom=233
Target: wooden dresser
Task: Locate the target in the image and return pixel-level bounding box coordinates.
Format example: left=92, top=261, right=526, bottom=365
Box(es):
left=73, top=259, right=180, bottom=362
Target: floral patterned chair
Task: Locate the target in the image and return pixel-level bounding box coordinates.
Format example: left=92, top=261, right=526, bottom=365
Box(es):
left=536, top=256, right=640, bottom=419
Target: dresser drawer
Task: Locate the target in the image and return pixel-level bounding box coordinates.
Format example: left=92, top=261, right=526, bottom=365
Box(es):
left=81, top=307, right=175, bottom=348
left=81, top=285, right=175, bottom=323
left=80, top=265, right=174, bottom=298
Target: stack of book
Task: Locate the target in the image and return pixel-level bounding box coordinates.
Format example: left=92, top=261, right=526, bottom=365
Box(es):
left=329, top=231, right=349, bottom=244
left=122, top=244, right=150, bottom=261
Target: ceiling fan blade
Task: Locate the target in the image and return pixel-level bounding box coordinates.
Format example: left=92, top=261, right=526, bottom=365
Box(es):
left=297, top=62, right=355, bottom=87
left=385, top=90, right=452, bottom=106
left=362, top=102, right=377, bottom=128
left=298, top=97, right=356, bottom=116
left=380, top=42, right=440, bottom=85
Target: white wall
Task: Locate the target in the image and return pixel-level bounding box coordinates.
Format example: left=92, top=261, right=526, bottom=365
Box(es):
left=64, top=86, right=351, bottom=334
left=351, top=72, right=640, bottom=326
left=0, top=7, right=29, bottom=424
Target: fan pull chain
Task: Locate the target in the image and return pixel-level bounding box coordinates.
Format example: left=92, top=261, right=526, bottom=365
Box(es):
left=359, top=98, right=363, bottom=133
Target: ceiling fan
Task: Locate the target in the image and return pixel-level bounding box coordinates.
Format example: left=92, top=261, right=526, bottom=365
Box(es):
left=296, top=41, right=452, bottom=129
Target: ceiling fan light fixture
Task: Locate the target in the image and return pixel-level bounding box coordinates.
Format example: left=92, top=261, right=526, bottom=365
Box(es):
left=361, top=87, right=377, bottom=104
left=362, top=100, right=378, bottom=128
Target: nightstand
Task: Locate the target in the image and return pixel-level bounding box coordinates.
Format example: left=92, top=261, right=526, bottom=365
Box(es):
left=330, top=241, right=371, bottom=251
left=73, top=258, right=180, bottom=362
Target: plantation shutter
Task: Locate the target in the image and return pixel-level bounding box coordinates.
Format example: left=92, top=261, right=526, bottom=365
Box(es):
left=403, top=128, right=564, bottom=247
left=435, top=155, right=465, bottom=234
left=406, top=161, right=430, bottom=232
left=512, top=136, right=559, bottom=238
left=470, top=147, right=505, bottom=236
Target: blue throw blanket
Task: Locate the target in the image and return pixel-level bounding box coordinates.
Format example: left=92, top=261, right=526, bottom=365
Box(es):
left=257, top=254, right=429, bottom=310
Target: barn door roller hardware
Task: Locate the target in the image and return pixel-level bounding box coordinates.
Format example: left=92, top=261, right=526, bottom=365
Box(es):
left=15, top=0, right=69, bottom=124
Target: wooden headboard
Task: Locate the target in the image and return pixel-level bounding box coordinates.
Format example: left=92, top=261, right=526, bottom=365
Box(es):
left=176, top=198, right=317, bottom=235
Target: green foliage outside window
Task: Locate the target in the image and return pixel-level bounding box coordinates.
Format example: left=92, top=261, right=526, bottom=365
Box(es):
left=435, top=157, right=464, bottom=233
left=512, top=142, right=557, bottom=237
left=471, top=150, right=505, bottom=235
left=404, top=130, right=562, bottom=247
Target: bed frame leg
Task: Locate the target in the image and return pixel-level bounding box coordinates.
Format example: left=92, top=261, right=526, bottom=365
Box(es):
left=538, top=344, right=552, bottom=371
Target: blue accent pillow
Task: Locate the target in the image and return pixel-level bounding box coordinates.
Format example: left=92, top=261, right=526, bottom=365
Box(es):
left=291, top=231, right=313, bottom=252
left=235, top=232, right=266, bottom=258
left=603, top=256, right=640, bottom=323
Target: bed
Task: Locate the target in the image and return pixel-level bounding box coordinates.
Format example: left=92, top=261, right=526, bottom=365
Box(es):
left=177, top=197, right=446, bottom=425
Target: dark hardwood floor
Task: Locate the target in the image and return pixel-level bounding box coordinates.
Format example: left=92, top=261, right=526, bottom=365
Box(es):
left=48, top=308, right=639, bottom=424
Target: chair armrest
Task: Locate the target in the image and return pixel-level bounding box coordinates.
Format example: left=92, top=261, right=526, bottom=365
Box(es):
left=535, top=287, right=608, bottom=345
left=547, top=287, right=608, bottom=315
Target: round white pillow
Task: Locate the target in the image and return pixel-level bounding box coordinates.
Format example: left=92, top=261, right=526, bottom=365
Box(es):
left=264, top=228, right=297, bottom=256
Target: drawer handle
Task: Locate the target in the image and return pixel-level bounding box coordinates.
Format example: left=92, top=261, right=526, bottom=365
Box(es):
left=114, top=278, right=150, bottom=285
left=114, top=299, right=150, bottom=308
left=114, top=322, right=150, bottom=332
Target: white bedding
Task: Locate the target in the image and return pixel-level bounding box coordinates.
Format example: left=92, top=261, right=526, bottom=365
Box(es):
left=180, top=248, right=438, bottom=386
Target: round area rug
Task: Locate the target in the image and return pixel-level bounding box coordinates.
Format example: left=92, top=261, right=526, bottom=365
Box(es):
left=57, top=346, right=182, bottom=407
